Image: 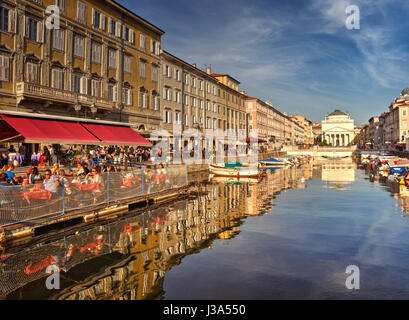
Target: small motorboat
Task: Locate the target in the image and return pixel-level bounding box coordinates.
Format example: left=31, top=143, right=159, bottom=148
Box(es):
left=259, top=157, right=285, bottom=166
left=209, top=162, right=260, bottom=178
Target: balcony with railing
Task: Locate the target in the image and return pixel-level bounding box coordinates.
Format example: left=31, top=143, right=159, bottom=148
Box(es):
left=16, top=82, right=113, bottom=111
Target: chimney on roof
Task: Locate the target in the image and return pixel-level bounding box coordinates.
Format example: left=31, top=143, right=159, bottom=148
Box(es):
left=192, top=63, right=197, bottom=68
left=206, top=66, right=211, bottom=75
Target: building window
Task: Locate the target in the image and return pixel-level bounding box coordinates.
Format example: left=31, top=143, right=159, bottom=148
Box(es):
left=164, top=109, right=172, bottom=124
left=139, top=60, right=146, bottom=78
left=199, top=80, right=203, bottom=91
left=175, top=69, right=180, bottom=81
left=91, top=79, right=100, bottom=97
left=122, top=25, right=130, bottom=41
left=124, top=55, right=131, bottom=73
left=0, top=54, right=10, bottom=82
left=25, top=17, right=43, bottom=42
left=108, top=48, right=116, bottom=69
left=91, top=42, right=101, bottom=63
left=175, top=111, right=181, bottom=125
left=140, top=34, right=146, bottom=49
left=403, top=110, right=407, bottom=117
left=152, top=93, right=160, bottom=110
left=138, top=89, right=147, bottom=108
left=123, top=87, right=133, bottom=106
left=0, top=7, right=9, bottom=32
left=56, top=0, right=66, bottom=12
left=53, top=29, right=64, bottom=51
left=108, top=84, right=118, bottom=102
left=92, top=9, right=105, bottom=30
left=73, top=35, right=84, bottom=58
left=152, top=65, right=158, bottom=82
left=76, top=1, right=86, bottom=23
left=175, top=91, right=181, bottom=103
left=25, top=61, right=38, bottom=83
left=108, top=17, right=116, bottom=35
left=206, top=117, right=211, bottom=129
left=51, top=68, right=64, bottom=90
left=165, top=65, right=172, bottom=78
left=72, top=74, right=81, bottom=93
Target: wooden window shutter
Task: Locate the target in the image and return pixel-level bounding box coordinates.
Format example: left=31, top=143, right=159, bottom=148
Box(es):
left=8, top=10, right=17, bottom=33
left=37, top=22, right=44, bottom=43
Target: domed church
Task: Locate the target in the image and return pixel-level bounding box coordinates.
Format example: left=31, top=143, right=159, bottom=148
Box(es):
left=321, top=110, right=355, bottom=147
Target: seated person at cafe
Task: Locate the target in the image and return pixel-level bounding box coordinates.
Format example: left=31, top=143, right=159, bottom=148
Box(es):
left=86, top=166, right=103, bottom=185
left=51, top=163, right=60, bottom=176
left=58, top=169, right=72, bottom=195
left=29, top=167, right=42, bottom=185
left=42, top=170, right=60, bottom=197
left=4, top=164, right=18, bottom=185
left=0, top=173, right=12, bottom=186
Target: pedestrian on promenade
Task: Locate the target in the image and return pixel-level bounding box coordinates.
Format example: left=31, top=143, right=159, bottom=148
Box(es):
left=1, top=150, right=8, bottom=167
left=42, top=146, right=50, bottom=166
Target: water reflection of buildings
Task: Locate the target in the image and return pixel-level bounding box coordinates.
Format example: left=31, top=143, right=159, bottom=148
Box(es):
left=321, top=161, right=355, bottom=190
left=1, top=168, right=311, bottom=300
left=246, top=166, right=313, bottom=216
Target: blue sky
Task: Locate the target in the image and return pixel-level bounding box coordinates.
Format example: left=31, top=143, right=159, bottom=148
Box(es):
left=118, top=0, right=409, bottom=125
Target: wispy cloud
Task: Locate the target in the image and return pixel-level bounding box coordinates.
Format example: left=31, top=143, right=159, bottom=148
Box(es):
left=120, top=0, right=409, bottom=124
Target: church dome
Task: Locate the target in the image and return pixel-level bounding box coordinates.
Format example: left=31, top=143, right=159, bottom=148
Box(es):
left=401, top=86, right=409, bottom=96
left=328, top=109, right=347, bottom=116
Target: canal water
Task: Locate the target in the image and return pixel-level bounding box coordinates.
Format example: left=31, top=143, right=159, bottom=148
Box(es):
left=3, top=160, right=409, bottom=300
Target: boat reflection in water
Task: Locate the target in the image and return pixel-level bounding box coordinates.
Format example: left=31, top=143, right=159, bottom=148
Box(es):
left=320, top=159, right=355, bottom=191
left=0, top=164, right=315, bottom=300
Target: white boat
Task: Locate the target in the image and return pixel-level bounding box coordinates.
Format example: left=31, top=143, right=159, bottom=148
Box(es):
left=209, top=163, right=260, bottom=177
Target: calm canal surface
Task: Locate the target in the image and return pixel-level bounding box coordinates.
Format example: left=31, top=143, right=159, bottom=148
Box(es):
left=3, top=160, right=409, bottom=300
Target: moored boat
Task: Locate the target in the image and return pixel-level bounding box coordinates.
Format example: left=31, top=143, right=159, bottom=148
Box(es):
left=259, top=157, right=285, bottom=166
left=209, top=162, right=260, bottom=177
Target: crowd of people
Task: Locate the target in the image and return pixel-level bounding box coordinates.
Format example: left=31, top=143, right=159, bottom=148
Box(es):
left=0, top=158, right=170, bottom=199
left=0, top=144, right=154, bottom=169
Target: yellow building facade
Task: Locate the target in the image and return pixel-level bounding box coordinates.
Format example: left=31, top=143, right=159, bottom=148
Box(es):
left=0, top=0, right=164, bottom=132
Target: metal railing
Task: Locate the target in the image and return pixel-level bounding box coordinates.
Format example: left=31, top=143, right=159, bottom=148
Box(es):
left=0, top=165, right=188, bottom=227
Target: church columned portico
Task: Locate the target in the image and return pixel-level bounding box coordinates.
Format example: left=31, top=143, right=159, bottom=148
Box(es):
left=322, top=110, right=355, bottom=147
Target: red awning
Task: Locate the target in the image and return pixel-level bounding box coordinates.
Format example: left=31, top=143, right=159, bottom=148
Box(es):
left=0, top=115, right=101, bottom=144
left=81, top=123, right=152, bottom=146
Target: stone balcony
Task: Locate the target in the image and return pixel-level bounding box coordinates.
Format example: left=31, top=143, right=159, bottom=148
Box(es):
left=16, top=82, right=114, bottom=112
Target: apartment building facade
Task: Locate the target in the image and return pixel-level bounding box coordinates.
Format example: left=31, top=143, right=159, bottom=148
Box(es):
left=245, top=96, right=286, bottom=148
left=0, top=0, right=164, bottom=133
left=159, top=55, right=248, bottom=149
